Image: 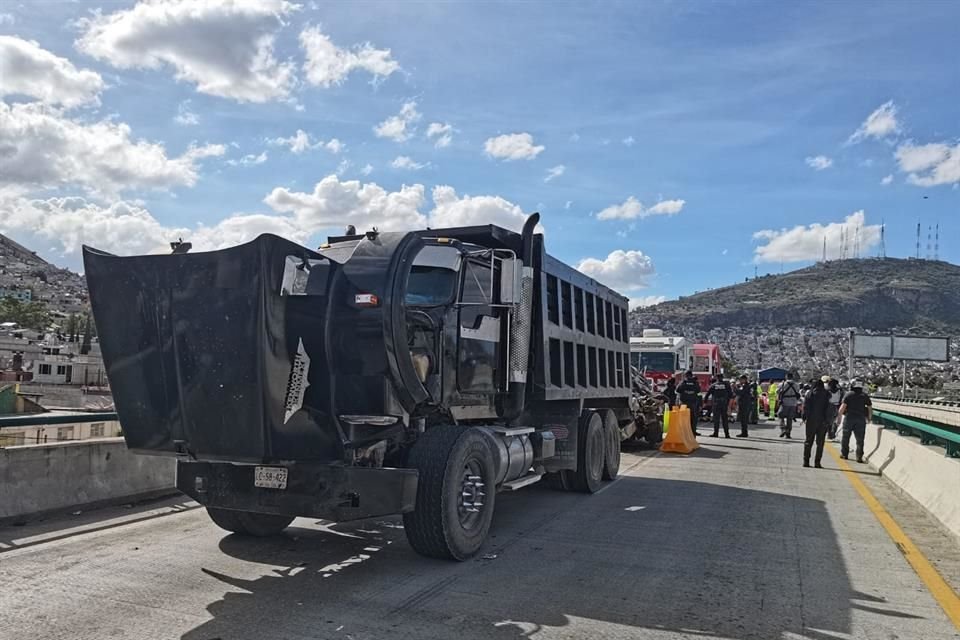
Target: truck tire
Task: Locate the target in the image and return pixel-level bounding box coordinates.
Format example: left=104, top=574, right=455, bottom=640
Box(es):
left=601, top=409, right=620, bottom=480
left=571, top=411, right=604, bottom=493
left=206, top=507, right=294, bottom=537
left=403, top=426, right=496, bottom=561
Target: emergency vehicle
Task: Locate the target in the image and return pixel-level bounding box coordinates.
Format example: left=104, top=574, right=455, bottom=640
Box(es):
left=629, top=329, right=689, bottom=392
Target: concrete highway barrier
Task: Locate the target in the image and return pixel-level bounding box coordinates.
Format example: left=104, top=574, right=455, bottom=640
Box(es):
left=0, top=438, right=176, bottom=522
left=862, top=422, right=960, bottom=539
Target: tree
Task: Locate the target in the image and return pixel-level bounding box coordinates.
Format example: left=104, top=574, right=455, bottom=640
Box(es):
left=0, top=298, right=51, bottom=331
left=80, top=314, right=92, bottom=355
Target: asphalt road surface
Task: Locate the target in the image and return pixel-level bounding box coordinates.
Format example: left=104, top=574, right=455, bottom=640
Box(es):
left=2, top=420, right=959, bottom=640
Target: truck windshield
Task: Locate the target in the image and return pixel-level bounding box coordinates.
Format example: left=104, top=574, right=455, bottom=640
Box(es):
left=406, top=266, right=457, bottom=306
left=639, top=352, right=676, bottom=372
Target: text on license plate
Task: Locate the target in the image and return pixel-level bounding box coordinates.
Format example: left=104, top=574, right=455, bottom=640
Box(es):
left=254, top=466, right=288, bottom=490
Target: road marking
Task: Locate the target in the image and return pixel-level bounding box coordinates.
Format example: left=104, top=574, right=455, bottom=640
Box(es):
left=826, top=444, right=960, bottom=630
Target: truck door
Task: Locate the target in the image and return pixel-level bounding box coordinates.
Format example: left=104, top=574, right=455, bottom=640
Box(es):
left=457, top=256, right=503, bottom=394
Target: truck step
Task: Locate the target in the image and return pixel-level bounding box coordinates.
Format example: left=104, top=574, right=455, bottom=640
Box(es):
left=500, top=473, right=543, bottom=491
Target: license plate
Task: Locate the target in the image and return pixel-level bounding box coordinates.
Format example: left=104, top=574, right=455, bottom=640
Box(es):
left=254, top=466, right=288, bottom=490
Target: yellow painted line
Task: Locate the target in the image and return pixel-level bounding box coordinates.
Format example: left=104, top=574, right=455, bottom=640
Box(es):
left=826, top=444, right=960, bottom=630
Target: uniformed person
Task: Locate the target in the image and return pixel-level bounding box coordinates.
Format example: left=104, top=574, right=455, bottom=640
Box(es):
left=705, top=373, right=734, bottom=438
left=839, top=380, right=872, bottom=463
left=802, top=378, right=831, bottom=468
left=676, top=370, right=702, bottom=437
left=735, top=374, right=755, bottom=437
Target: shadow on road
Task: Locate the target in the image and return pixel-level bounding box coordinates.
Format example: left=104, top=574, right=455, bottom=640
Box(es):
left=177, top=475, right=921, bottom=640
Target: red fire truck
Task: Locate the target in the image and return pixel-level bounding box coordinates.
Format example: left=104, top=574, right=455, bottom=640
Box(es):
left=629, top=329, right=689, bottom=392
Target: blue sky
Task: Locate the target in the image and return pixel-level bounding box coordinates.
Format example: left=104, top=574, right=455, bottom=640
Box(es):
left=1, top=0, right=958, bottom=307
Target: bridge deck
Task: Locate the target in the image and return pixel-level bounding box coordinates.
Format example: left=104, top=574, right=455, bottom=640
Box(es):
left=1, top=420, right=958, bottom=640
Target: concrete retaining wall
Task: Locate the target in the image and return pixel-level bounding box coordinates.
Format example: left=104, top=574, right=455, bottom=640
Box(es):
left=863, top=423, right=960, bottom=539
left=0, top=438, right=176, bottom=521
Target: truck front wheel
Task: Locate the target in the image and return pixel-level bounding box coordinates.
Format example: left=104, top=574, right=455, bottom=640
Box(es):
left=206, top=507, right=294, bottom=537
left=403, top=426, right=496, bottom=561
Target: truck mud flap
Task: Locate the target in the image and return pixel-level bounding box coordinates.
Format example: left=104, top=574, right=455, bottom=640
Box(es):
left=177, top=461, right=418, bottom=523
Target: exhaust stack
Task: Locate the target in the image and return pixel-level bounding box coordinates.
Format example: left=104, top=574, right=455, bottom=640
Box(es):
left=503, top=213, right=539, bottom=421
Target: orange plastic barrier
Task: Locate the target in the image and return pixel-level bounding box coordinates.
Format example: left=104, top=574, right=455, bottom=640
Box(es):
left=660, top=405, right=700, bottom=454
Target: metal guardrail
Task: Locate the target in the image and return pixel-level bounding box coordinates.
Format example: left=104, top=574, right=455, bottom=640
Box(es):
left=873, top=409, right=960, bottom=458
left=0, top=412, right=119, bottom=428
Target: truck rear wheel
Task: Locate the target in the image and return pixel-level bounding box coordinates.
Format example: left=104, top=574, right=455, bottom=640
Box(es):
left=571, top=411, right=604, bottom=493
left=403, top=426, right=496, bottom=561
left=601, top=409, right=620, bottom=480
left=206, top=507, right=294, bottom=537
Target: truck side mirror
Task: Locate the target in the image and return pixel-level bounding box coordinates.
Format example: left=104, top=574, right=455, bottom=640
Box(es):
left=499, top=257, right=523, bottom=305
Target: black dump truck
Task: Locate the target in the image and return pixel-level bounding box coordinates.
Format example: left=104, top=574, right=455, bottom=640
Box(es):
left=83, top=214, right=640, bottom=560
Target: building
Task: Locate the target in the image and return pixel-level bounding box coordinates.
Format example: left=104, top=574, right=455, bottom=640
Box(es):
left=0, top=411, right=122, bottom=447
left=0, top=287, right=33, bottom=302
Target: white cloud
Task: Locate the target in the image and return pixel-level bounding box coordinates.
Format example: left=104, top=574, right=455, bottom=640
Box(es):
left=300, top=24, right=400, bottom=88
left=0, top=194, right=307, bottom=256
left=335, top=158, right=351, bottom=176
left=426, top=122, right=453, bottom=148
left=881, top=174, right=894, bottom=186
left=391, top=155, right=429, bottom=171
left=596, top=196, right=685, bottom=220
left=429, top=186, right=530, bottom=232
left=752, top=210, right=880, bottom=263
left=360, top=163, right=373, bottom=176
left=174, top=100, right=199, bottom=126
left=264, top=174, right=427, bottom=232
left=848, top=101, right=901, bottom=144
left=805, top=155, right=833, bottom=171
left=484, top=132, right=544, bottom=161
left=0, top=102, right=224, bottom=196
left=75, top=0, right=297, bottom=103
left=544, top=165, right=565, bottom=182
left=622, top=136, right=635, bottom=147
left=227, top=150, right=268, bottom=166
left=268, top=129, right=343, bottom=154
left=374, top=101, right=421, bottom=142
left=0, top=13, right=14, bottom=26
left=0, top=36, right=104, bottom=108
left=629, top=295, right=666, bottom=310
left=895, top=142, right=960, bottom=186
left=576, top=250, right=655, bottom=292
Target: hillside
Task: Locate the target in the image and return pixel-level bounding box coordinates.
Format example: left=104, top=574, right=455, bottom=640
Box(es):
left=632, top=258, right=960, bottom=333
left=0, top=234, right=88, bottom=316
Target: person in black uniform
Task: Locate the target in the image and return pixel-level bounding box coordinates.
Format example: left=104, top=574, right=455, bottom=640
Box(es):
left=676, top=370, right=702, bottom=437
left=802, top=378, right=831, bottom=468
left=749, top=378, right=760, bottom=424
left=839, top=380, right=872, bottom=463
left=705, top=372, right=734, bottom=438
left=735, top=374, right=755, bottom=437
left=664, top=377, right=678, bottom=408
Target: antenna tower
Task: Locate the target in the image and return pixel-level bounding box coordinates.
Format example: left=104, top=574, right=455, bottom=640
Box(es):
left=879, top=220, right=886, bottom=258
left=927, top=225, right=933, bottom=260
left=915, top=222, right=921, bottom=259
left=935, top=223, right=939, bottom=260
left=822, top=236, right=827, bottom=262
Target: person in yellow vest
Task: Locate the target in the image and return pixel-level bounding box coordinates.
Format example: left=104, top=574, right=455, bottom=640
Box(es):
left=767, top=381, right=778, bottom=420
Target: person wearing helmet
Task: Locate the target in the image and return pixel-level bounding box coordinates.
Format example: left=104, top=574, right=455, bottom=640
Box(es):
left=838, top=380, right=872, bottom=463
left=677, top=370, right=702, bottom=437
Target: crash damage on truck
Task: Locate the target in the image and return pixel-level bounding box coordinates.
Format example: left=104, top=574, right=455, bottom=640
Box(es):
left=84, top=214, right=638, bottom=559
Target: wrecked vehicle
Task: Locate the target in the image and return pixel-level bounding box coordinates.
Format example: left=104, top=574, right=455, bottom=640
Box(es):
left=84, top=214, right=636, bottom=560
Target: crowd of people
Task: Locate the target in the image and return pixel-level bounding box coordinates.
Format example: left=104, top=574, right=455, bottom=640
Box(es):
left=663, top=370, right=873, bottom=468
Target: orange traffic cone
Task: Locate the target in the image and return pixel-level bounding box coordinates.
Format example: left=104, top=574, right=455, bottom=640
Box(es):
left=660, top=405, right=700, bottom=454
